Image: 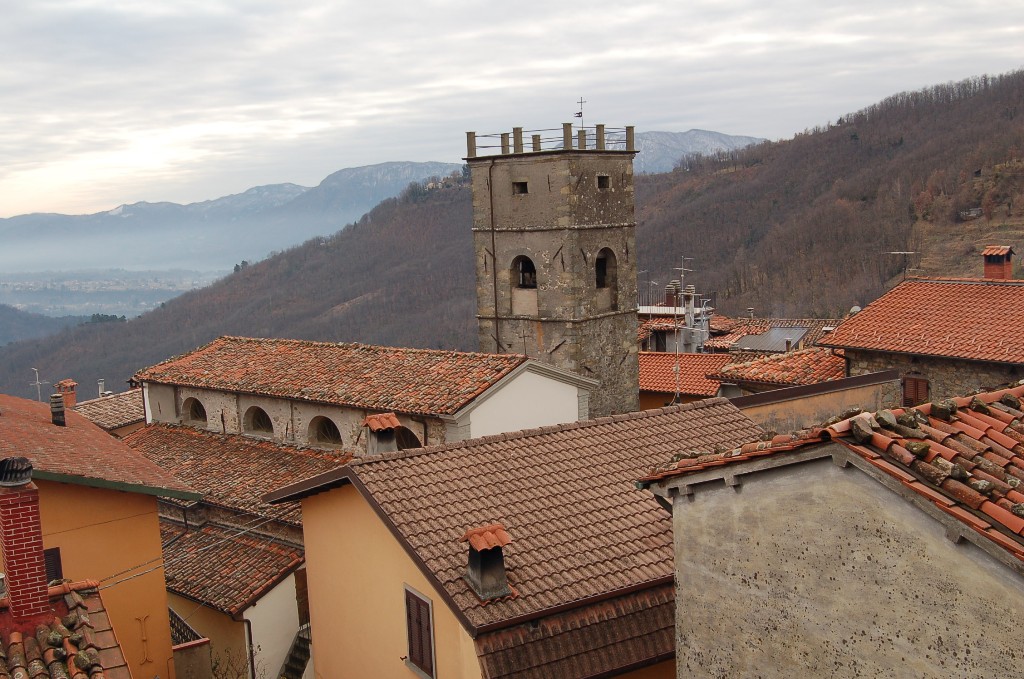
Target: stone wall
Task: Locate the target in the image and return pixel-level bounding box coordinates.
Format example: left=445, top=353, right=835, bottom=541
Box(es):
left=846, top=349, right=1023, bottom=404
left=471, top=150, right=639, bottom=416
left=670, top=454, right=1024, bottom=678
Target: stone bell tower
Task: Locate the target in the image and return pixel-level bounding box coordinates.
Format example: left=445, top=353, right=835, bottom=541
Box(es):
left=465, top=123, right=639, bottom=417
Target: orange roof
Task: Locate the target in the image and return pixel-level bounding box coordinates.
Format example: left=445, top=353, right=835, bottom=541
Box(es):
left=0, top=394, right=195, bottom=499
left=639, top=352, right=732, bottom=396
left=135, top=336, right=527, bottom=416
left=820, top=278, right=1024, bottom=363
left=982, top=245, right=1014, bottom=256
left=704, top=317, right=842, bottom=351
left=640, top=383, right=1024, bottom=562
left=709, top=347, right=846, bottom=386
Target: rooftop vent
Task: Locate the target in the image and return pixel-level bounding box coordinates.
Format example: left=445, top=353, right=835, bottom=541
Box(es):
left=982, top=245, right=1015, bottom=279
left=461, top=523, right=513, bottom=601
left=0, top=457, right=33, bottom=487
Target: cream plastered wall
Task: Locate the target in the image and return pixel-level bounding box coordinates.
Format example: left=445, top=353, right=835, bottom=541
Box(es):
left=242, top=572, right=304, bottom=679
left=736, top=381, right=893, bottom=433
left=463, top=369, right=584, bottom=439
left=671, top=459, right=1024, bottom=678
left=168, top=592, right=246, bottom=676
left=301, top=484, right=481, bottom=679
left=38, top=481, right=175, bottom=679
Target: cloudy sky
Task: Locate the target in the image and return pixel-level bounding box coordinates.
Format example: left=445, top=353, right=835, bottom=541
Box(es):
left=1, top=0, right=1020, bottom=217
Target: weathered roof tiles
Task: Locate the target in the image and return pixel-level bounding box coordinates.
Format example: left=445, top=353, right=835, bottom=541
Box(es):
left=134, top=336, right=528, bottom=416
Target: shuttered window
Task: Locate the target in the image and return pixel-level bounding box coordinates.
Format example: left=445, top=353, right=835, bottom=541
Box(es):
left=902, top=374, right=929, bottom=407
left=405, top=587, right=434, bottom=678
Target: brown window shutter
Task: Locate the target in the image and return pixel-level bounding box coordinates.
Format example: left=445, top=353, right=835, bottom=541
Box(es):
left=902, top=375, right=929, bottom=407
left=405, top=589, right=434, bottom=677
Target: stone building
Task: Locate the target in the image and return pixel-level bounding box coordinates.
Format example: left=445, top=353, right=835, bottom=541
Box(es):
left=466, top=123, right=640, bottom=416
left=820, top=247, right=1024, bottom=406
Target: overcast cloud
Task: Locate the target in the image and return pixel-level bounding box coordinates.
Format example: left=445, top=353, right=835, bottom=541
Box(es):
left=1, top=0, right=1020, bottom=217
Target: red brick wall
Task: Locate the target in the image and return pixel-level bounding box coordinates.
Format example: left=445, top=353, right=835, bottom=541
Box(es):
left=0, top=483, right=50, bottom=620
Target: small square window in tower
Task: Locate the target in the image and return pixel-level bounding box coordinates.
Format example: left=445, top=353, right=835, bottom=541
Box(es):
left=597, top=175, right=611, bottom=189
left=512, top=181, right=529, bottom=195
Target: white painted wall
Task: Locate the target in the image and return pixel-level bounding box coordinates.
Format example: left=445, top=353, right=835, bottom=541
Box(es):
left=243, top=572, right=301, bottom=679
left=465, top=370, right=583, bottom=439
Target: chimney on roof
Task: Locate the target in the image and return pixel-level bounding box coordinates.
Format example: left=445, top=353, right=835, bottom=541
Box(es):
left=461, top=524, right=513, bottom=601
left=983, top=245, right=1015, bottom=279
left=49, top=394, right=66, bottom=427
left=97, top=379, right=105, bottom=398
left=0, top=458, right=53, bottom=628
left=54, top=379, right=77, bottom=409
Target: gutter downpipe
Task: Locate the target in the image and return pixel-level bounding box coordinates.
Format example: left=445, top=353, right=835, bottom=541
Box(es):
left=243, top=618, right=256, bottom=679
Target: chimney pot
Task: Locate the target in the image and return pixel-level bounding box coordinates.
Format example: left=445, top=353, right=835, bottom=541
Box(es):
left=49, top=394, right=65, bottom=427
left=55, top=379, right=77, bottom=409
left=461, top=524, right=513, bottom=601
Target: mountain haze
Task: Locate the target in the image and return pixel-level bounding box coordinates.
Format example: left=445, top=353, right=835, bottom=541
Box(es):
left=1, top=71, right=1022, bottom=397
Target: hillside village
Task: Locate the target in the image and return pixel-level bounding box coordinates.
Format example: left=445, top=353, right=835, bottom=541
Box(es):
left=3, top=79, right=1024, bottom=678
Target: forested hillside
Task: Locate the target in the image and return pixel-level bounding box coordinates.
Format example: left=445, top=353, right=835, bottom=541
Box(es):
left=0, top=305, right=83, bottom=345
left=2, top=71, right=1023, bottom=398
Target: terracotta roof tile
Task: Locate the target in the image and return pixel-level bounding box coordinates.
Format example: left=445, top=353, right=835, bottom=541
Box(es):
left=474, top=583, right=673, bottom=679
left=134, top=336, right=527, bottom=416
left=709, top=347, right=846, bottom=387
left=638, top=352, right=732, bottom=396
left=73, top=389, right=145, bottom=431
left=124, top=424, right=346, bottom=523
left=640, top=383, right=1024, bottom=561
left=160, top=522, right=303, bottom=616
left=982, top=245, right=1014, bottom=257
left=820, top=278, right=1024, bottom=363
left=462, top=524, right=512, bottom=551
left=0, top=394, right=195, bottom=499
left=0, top=580, right=130, bottom=679
left=344, top=398, right=762, bottom=629
left=362, top=412, right=401, bottom=431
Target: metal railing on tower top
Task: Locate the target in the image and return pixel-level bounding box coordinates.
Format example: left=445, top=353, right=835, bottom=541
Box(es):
left=466, top=124, right=635, bottom=158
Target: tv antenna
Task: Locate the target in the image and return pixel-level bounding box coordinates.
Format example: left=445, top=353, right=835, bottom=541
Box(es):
left=29, top=368, right=49, bottom=402
left=885, top=251, right=919, bottom=281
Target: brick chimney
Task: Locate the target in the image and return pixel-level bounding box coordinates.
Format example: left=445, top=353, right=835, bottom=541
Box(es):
left=0, top=458, right=52, bottom=629
left=49, top=394, right=66, bottom=427
left=982, top=245, right=1015, bottom=279
left=54, top=379, right=77, bottom=409
left=461, top=524, right=513, bottom=601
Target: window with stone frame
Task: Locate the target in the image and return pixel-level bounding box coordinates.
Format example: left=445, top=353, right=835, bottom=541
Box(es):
left=405, top=587, right=434, bottom=678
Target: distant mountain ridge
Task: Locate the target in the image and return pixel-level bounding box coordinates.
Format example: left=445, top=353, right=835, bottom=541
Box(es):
left=1, top=132, right=761, bottom=274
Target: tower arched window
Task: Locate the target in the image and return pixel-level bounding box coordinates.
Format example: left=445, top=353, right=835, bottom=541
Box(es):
left=243, top=406, right=274, bottom=437
left=595, top=248, right=618, bottom=311
left=512, top=256, right=537, bottom=289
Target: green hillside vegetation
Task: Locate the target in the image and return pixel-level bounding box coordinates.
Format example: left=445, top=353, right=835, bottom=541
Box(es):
left=1, top=70, right=1023, bottom=398
left=0, top=305, right=84, bottom=346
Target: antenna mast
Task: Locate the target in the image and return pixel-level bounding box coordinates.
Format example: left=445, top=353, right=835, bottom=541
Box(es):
left=29, top=368, right=49, bottom=402
left=672, top=256, right=694, bottom=405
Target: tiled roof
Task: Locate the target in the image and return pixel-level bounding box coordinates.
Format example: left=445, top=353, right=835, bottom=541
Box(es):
left=161, top=522, right=303, bottom=616
left=462, top=524, right=512, bottom=551
left=637, top=317, right=679, bottom=343
left=640, top=383, right=1024, bottom=563
left=983, top=245, right=1014, bottom=256
left=708, top=347, right=846, bottom=387
left=124, top=424, right=346, bottom=524
left=819, top=278, right=1024, bottom=363
left=362, top=412, right=401, bottom=431
left=73, top=390, right=145, bottom=431
left=0, top=580, right=130, bottom=679
left=638, top=352, right=732, bottom=396
left=271, top=398, right=762, bottom=631
left=705, top=318, right=843, bottom=351
left=135, top=336, right=527, bottom=416
left=0, top=394, right=196, bottom=500
left=474, top=583, right=673, bottom=679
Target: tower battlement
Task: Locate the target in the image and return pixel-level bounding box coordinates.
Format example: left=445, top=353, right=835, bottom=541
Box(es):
left=466, top=124, right=635, bottom=159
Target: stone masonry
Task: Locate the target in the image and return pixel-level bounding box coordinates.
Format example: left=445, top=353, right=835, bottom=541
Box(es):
left=845, top=349, right=1024, bottom=405
left=468, top=128, right=639, bottom=416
